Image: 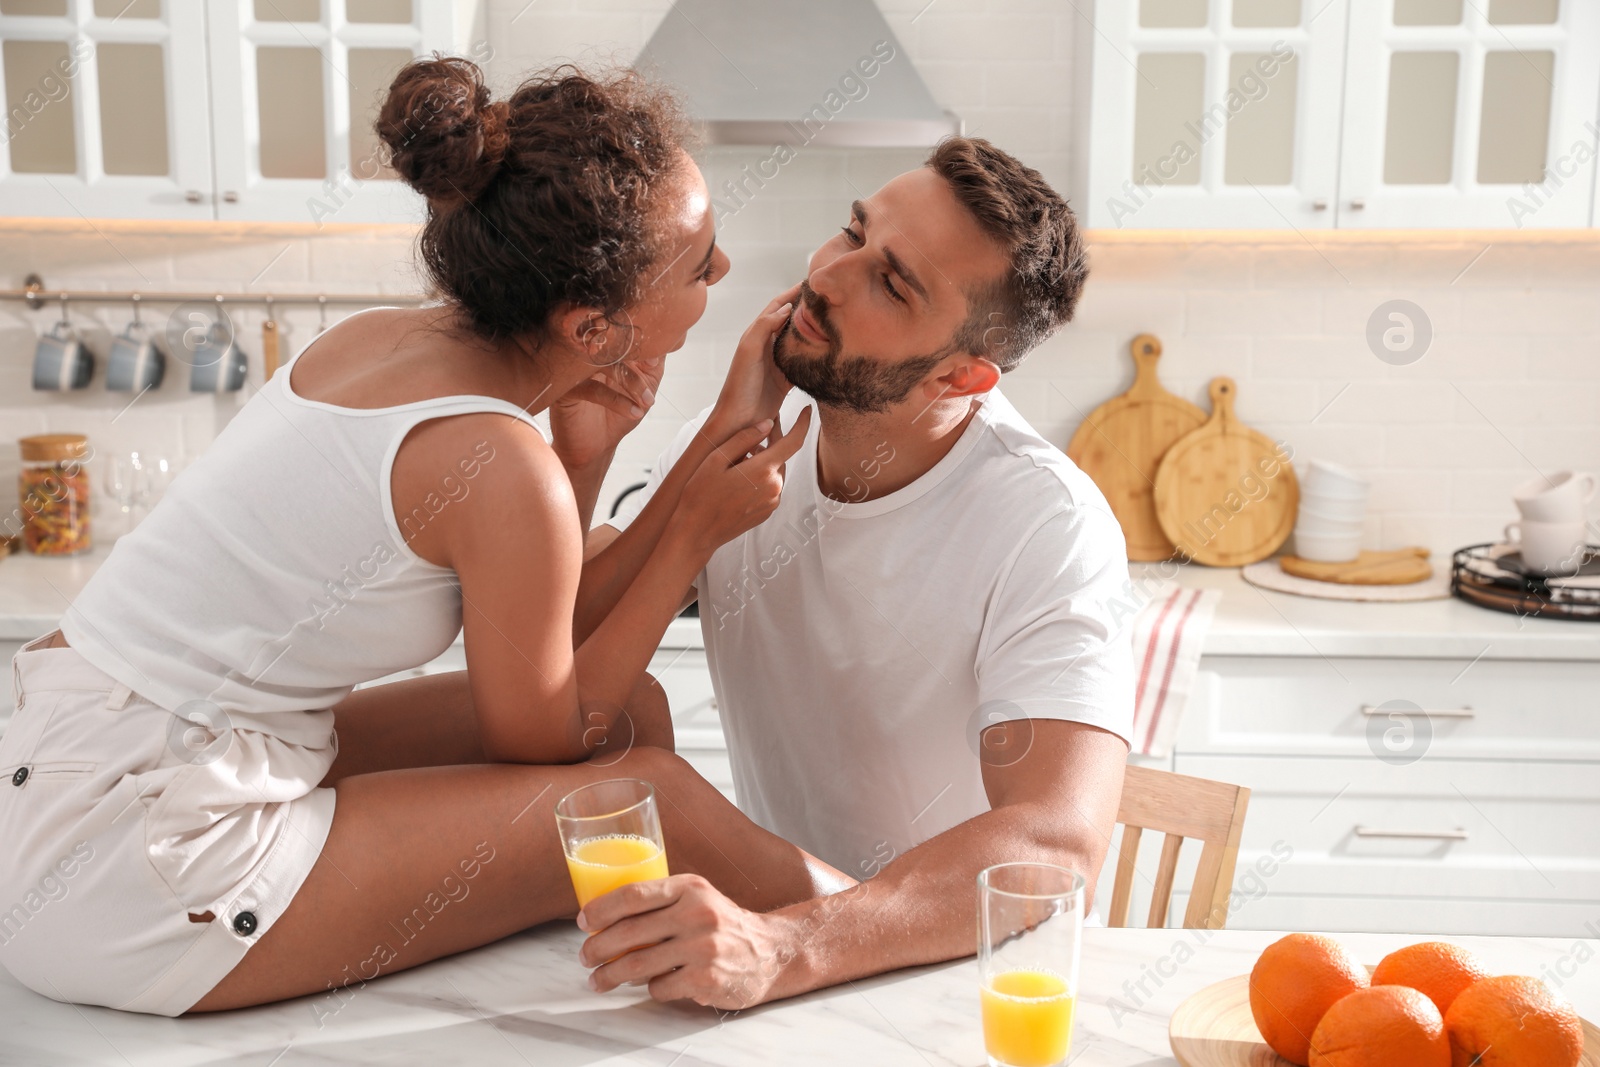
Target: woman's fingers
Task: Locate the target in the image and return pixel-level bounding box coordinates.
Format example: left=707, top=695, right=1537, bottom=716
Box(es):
left=743, top=406, right=811, bottom=474
left=564, top=379, right=644, bottom=419
left=607, top=363, right=656, bottom=409
left=762, top=282, right=803, bottom=317
left=734, top=299, right=795, bottom=361
left=711, top=420, right=775, bottom=466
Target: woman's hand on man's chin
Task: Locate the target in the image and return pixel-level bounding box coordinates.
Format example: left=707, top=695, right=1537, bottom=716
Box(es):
left=707, top=284, right=802, bottom=441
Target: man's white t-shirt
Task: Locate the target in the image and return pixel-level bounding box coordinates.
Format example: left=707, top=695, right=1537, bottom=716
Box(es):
left=607, top=388, right=1133, bottom=878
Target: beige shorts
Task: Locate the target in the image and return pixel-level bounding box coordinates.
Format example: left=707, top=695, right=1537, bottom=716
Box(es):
left=0, top=633, right=337, bottom=1016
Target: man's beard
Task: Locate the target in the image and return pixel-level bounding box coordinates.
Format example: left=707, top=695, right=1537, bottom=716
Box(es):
left=771, top=299, right=948, bottom=416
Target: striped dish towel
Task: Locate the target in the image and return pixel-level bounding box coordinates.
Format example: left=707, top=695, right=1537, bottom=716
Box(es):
left=1130, top=586, right=1221, bottom=757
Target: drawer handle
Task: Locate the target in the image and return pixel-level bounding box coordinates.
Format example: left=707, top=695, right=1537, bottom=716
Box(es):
left=1360, top=704, right=1475, bottom=719
left=1353, top=825, right=1469, bottom=841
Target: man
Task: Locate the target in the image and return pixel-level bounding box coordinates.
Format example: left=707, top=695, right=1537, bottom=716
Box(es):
left=579, top=137, right=1133, bottom=1008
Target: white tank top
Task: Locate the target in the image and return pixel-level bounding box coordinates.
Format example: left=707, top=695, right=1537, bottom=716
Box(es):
left=61, top=306, right=543, bottom=748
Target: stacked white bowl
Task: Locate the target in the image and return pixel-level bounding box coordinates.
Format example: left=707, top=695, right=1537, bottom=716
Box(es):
left=1294, top=460, right=1370, bottom=562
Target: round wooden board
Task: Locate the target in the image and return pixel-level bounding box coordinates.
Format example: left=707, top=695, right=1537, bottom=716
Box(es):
left=1170, top=973, right=1600, bottom=1067
left=1154, top=377, right=1298, bottom=568
left=1067, top=334, right=1206, bottom=561
left=1242, top=560, right=1453, bottom=602
left=1279, top=547, right=1433, bottom=586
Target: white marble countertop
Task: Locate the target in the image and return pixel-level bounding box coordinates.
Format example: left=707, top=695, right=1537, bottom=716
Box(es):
left=1142, top=561, right=1600, bottom=661
left=1, top=925, right=1594, bottom=1065
left=0, top=544, right=108, bottom=641
left=5, top=545, right=1596, bottom=661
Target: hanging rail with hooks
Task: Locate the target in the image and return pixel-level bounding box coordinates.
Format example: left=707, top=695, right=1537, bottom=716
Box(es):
left=2, top=274, right=430, bottom=312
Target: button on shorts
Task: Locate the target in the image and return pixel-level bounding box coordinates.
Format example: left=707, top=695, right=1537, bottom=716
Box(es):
left=0, top=634, right=337, bottom=1016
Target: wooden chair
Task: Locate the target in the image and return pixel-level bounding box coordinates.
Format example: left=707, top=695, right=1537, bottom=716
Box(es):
left=1107, top=763, right=1251, bottom=930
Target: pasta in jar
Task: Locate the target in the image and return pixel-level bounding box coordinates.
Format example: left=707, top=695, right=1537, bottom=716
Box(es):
left=18, top=434, right=92, bottom=555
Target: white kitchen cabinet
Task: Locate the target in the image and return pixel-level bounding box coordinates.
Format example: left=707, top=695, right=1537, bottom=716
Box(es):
left=0, top=0, right=457, bottom=222
left=0, top=0, right=214, bottom=219
left=1148, top=654, right=1600, bottom=935
left=1338, top=0, right=1600, bottom=229
left=650, top=644, right=736, bottom=802
left=1178, top=655, right=1600, bottom=761
left=1083, top=0, right=1600, bottom=230
left=207, top=0, right=459, bottom=224
left=1083, top=0, right=1349, bottom=229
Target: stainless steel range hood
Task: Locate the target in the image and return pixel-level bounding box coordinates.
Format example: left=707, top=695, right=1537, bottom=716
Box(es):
left=634, top=0, right=961, bottom=148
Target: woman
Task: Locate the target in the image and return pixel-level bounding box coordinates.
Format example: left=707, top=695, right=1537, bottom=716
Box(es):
left=0, top=56, right=833, bottom=1017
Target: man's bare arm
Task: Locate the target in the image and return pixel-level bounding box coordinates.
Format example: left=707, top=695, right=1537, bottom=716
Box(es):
left=577, top=719, right=1130, bottom=1007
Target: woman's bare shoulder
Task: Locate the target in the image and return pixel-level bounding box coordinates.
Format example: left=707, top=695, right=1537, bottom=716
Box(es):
left=289, top=306, right=508, bottom=409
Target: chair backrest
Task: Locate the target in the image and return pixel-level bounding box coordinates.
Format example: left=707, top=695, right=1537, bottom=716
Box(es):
left=1108, top=763, right=1251, bottom=930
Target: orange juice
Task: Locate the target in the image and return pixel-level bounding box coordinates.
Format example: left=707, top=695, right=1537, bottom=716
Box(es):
left=980, top=969, right=1075, bottom=1067
left=565, top=834, right=669, bottom=907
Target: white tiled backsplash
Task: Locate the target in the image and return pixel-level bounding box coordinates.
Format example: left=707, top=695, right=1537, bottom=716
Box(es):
left=2, top=0, right=1597, bottom=558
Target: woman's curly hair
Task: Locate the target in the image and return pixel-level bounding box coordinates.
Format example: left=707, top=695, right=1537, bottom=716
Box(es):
left=377, top=54, right=693, bottom=347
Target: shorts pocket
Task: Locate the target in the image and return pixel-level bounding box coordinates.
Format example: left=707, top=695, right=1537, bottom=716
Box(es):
left=16, top=760, right=99, bottom=783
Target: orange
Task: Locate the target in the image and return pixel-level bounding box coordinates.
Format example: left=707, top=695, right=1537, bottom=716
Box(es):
left=1308, top=985, right=1451, bottom=1067
left=1445, top=975, right=1584, bottom=1067
left=1249, top=933, right=1370, bottom=1066
left=1371, top=941, right=1490, bottom=1017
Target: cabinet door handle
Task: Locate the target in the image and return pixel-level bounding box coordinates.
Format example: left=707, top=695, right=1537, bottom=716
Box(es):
left=1361, top=704, right=1475, bottom=719
left=1353, top=825, right=1469, bottom=841
left=1349, top=199, right=1366, bottom=210
left=1312, top=199, right=1328, bottom=211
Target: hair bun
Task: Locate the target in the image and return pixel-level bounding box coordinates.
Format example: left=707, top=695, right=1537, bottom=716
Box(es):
left=377, top=53, right=508, bottom=209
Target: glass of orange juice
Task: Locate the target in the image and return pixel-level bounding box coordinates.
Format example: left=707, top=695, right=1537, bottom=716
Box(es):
left=977, top=862, right=1084, bottom=1067
left=555, top=778, right=670, bottom=910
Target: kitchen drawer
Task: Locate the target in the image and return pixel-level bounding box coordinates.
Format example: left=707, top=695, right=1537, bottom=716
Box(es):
left=1175, top=656, right=1600, bottom=760
left=679, top=744, right=736, bottom=803
left=649, top=648, right=719, bottom=735
left=652, top=649, right=733, bottom=800
left=1170, top=889, right=1600, bottom=939
left=1173, top=754, right=1600, bottom=903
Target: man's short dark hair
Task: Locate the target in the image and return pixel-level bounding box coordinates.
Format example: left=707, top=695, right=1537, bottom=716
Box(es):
left=924, top=136, right=1088, bottom=371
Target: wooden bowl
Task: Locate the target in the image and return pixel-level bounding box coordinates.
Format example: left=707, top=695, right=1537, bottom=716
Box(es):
left=1169, top=972, right=1600, bottom=1066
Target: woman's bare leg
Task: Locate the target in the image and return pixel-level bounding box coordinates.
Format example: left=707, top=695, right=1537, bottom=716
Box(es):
left=189, top=746, right=841, bottom=1013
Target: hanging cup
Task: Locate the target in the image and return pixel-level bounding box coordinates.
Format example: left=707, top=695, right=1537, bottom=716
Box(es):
left=32, top=320, right=93, bottom=391
left=106, top=320, right=166, bottom=392
left=188, top=322, right=248, bottom=393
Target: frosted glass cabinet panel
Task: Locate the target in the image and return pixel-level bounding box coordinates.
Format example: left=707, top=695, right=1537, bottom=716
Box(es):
left=1132, top=52, right=1207, bottom=186
left=1086, top=0, right=1348, bottom=228
left=207, top=0, right=455, bottom=223
left=1338, top=1, right=1600, bottom=228
left=97, top=42, right=170, bottom=177
left=346, top=47, right=412, bottom=183
left=1383, top=52, right=1459, bottom=185
left=3, top=40, right=77, bottom=174
left=0, top=4, right=212, bottom=218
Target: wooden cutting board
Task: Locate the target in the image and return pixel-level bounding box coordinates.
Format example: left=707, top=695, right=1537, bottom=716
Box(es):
left=261, top=317, right=280, bottom=380
left=1170, top=971, right=1600, bottom=1066
left=1067, top=334, right=1206, bottom=561
left=1154, top=377, right=1299, bottom=567
left=1279, top=547, right=1433, bottom=586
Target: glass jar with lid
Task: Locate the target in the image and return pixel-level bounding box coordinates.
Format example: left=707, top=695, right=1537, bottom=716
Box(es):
left=18, top=433, right=92, bottom=555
